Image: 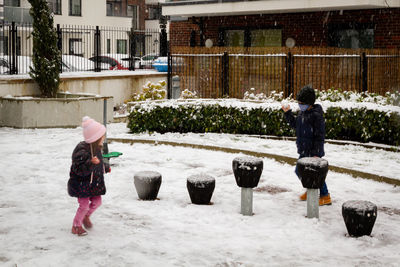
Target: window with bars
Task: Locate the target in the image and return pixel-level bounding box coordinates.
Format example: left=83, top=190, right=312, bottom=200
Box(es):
left=117, top=39, right=127, bottom=54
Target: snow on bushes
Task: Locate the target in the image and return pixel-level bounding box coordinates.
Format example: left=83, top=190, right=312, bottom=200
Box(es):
left=127, top=93, right=400, bottom=146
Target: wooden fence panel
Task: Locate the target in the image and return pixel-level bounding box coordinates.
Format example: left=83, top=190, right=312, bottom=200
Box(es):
left=170, top=46, right=400, bottom=98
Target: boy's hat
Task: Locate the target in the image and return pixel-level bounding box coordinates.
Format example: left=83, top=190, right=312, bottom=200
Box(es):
left=82, top=116, right=106, bottom=144
left=297, top=85, right=315, bottom=105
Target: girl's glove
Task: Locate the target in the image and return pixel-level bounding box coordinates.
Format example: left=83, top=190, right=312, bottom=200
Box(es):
left=91, top=156, right=100, bottom=165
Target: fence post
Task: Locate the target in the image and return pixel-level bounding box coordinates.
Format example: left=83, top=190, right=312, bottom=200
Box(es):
left=167, top=52, right=172, bottom=99
left=129, top=28, right=136, bottom=71
left=286, top=52, right=293, bottom=98
left=57, top=24, right=62, bottom=73
left=361, top=52, right=368, bottom=92
left=159, top=17, right=168, bottom=57
left=9, top=22, right=17, bottom=75
left=221, top=51, right=229, bottom=97
left=94, top=26, right=101, bottom=72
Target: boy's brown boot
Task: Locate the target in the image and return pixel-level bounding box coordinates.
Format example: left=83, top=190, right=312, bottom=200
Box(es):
left=299, top=191, right=307, bottom=201
left=319, top=194, right=332, bottom=206
left=71, top=226, right=88, bottom=236
left=83, top=215, right=93, bottom=229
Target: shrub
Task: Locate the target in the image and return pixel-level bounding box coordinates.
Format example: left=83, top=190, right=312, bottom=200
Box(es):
left=131, top=80, right=166, bottom=101
left=128, top=100, right=400, bottom=146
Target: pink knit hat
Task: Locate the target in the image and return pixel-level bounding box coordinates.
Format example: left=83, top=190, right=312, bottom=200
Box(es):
left=82, top=116, right=106, bottom=144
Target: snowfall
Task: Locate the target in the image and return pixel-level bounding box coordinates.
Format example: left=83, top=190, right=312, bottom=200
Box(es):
left=0, top=120, right=400, bottom=267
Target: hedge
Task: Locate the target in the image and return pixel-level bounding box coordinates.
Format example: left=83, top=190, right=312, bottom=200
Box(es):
left=128, top=101, right=400, bottom=146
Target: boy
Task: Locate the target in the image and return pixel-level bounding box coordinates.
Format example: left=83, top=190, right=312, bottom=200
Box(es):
left=282, top=85, right=331, bottom=206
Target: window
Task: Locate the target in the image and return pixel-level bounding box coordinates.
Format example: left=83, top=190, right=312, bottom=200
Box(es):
left=107, top=39, right=111, bottom=54
left=128, top=5, right=139, bottom=29
left=251, top=29, right=282, bottom=47
left=69, top=0, right=81, bottom=16
left=147, top=6, right=162, bottom=20
left=48, top=0, right=62, bottom=15
left=117, top=39, right=127, bottom=54
left=107, top=0, right=128, bottom=17
left=69, top=38, right=83, bottom=56
left=4, top=0, right=20, bottom=7
left=225, top=30, right=245, bottom=47
left=221, top=28, right=282, bottom=47
left=328, top=24, right=374, bottom=49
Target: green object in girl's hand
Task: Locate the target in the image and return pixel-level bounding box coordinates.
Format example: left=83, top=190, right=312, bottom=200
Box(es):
left=103, top=152, right=123, bottom=158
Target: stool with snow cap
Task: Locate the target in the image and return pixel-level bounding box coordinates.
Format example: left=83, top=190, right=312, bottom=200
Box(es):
left=134, top=171, right=162, bottom=200
left=232, top=156, right=263, bottom=216
left=187, top=174, right=215, bottom=205
left=296, top=157, right=329, bottom=219
left=342, top=200, right=377, bottom=237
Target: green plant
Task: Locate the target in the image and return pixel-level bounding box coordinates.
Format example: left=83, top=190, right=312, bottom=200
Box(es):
left=131, top=80, right=166, bottom=101
left=28, top=0, right=61, bottom=98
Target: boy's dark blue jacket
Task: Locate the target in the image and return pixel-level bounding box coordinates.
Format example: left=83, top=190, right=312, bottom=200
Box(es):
left=284, top=104, right=325, bottom=158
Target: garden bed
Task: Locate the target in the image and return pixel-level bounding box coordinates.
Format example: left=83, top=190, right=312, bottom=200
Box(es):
left=0, top=92, right=113, bottom=128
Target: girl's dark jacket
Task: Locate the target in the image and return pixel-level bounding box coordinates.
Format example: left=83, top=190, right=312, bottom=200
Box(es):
left=284, top=104, right=325, bottom=158
left=68, top=141, right=110, bottom=198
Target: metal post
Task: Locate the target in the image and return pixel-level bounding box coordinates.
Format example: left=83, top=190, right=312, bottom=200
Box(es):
left=241, top=188, right=253, bottom=216
left=159, top=16, right=168, bottom=57
left=167, top=52, right=172, bottom=99
left=361, top=52, right=368, bottom=92
left=9, top=22, right=17, bottom=75
left=306, top=188, right=319, bottom=219
left=94, top=26, right=101, bottom=72
left=286, top=52, right=293, bottom=98
left=57, top=24, right=62, bottom=73
left=222, top=51, right=229, bottom=97
left=103, top=98, right=109, bottom=163
left=129, top=28, right=136, bottom=71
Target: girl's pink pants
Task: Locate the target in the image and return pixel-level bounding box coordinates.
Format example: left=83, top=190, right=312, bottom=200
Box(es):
left=73, top=196, right=102, bottom=227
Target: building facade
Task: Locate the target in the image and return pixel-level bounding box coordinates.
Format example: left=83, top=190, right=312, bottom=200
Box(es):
left=162, top=0, right=400, bottom=49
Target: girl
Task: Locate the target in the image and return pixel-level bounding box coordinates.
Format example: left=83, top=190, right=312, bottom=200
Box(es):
left=68, top=116, right=110, bottom=236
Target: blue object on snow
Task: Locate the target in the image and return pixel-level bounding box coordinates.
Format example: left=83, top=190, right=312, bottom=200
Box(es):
left=152, top=57, right=168, bottom=72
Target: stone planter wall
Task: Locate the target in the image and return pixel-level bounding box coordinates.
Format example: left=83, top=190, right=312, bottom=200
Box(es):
left=0, top=72, right=167, bottom=107
left=0, top=92, right=113, bottom=128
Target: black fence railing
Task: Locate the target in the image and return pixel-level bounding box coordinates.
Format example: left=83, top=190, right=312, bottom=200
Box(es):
left=0, top=22, right=169, bottom=75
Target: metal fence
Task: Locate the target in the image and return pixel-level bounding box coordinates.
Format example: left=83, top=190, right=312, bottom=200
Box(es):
left=0, top=22, right=168, bottom=75
left=168, top=47, right=400, bottom=98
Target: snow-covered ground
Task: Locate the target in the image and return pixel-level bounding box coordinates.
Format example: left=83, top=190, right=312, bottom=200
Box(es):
left=0, top=123, right=399, bottom=267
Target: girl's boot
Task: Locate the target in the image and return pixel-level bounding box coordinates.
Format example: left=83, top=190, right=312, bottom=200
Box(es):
left=71, top=226, right=87, bottom=236
left=83, top=215, right=93, bottom=229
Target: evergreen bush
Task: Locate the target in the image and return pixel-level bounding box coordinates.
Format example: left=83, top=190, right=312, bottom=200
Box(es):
left=28, top=0, right=61, bottom=98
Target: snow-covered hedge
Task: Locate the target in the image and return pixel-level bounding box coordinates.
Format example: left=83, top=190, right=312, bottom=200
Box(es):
left=127, top=99, right=400, bottom=146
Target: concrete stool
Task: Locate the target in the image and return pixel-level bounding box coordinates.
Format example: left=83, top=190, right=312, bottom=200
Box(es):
left=296, top=157, right=329, bottom=219
left=187, top=174, right=215, bottom=205
left=134, top=171, right=162, bottom=200
left=342, top=200, right=377, bottom=237
left=232, top=156, right=263, bottom=216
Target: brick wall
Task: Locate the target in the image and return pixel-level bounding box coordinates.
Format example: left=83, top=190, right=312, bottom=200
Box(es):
left=169, top=8, right=400, bottom=48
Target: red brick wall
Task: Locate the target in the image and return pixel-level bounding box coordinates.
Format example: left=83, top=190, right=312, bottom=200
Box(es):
left=169, top=8, right=400, bottom=48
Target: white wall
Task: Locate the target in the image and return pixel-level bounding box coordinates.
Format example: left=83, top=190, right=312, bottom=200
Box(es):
left=21, top=0, right=132, bottom=27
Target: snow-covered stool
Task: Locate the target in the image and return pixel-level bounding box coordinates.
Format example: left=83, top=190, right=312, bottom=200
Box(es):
left=342, top=200, right=377, bottom=237
left=232, top=156, right=263, bottom=216
left=187, top=174, right=215, bottom=205
left=296, top=157, right=329, bottom=219
left=134, top=171, right=162, bottom=200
